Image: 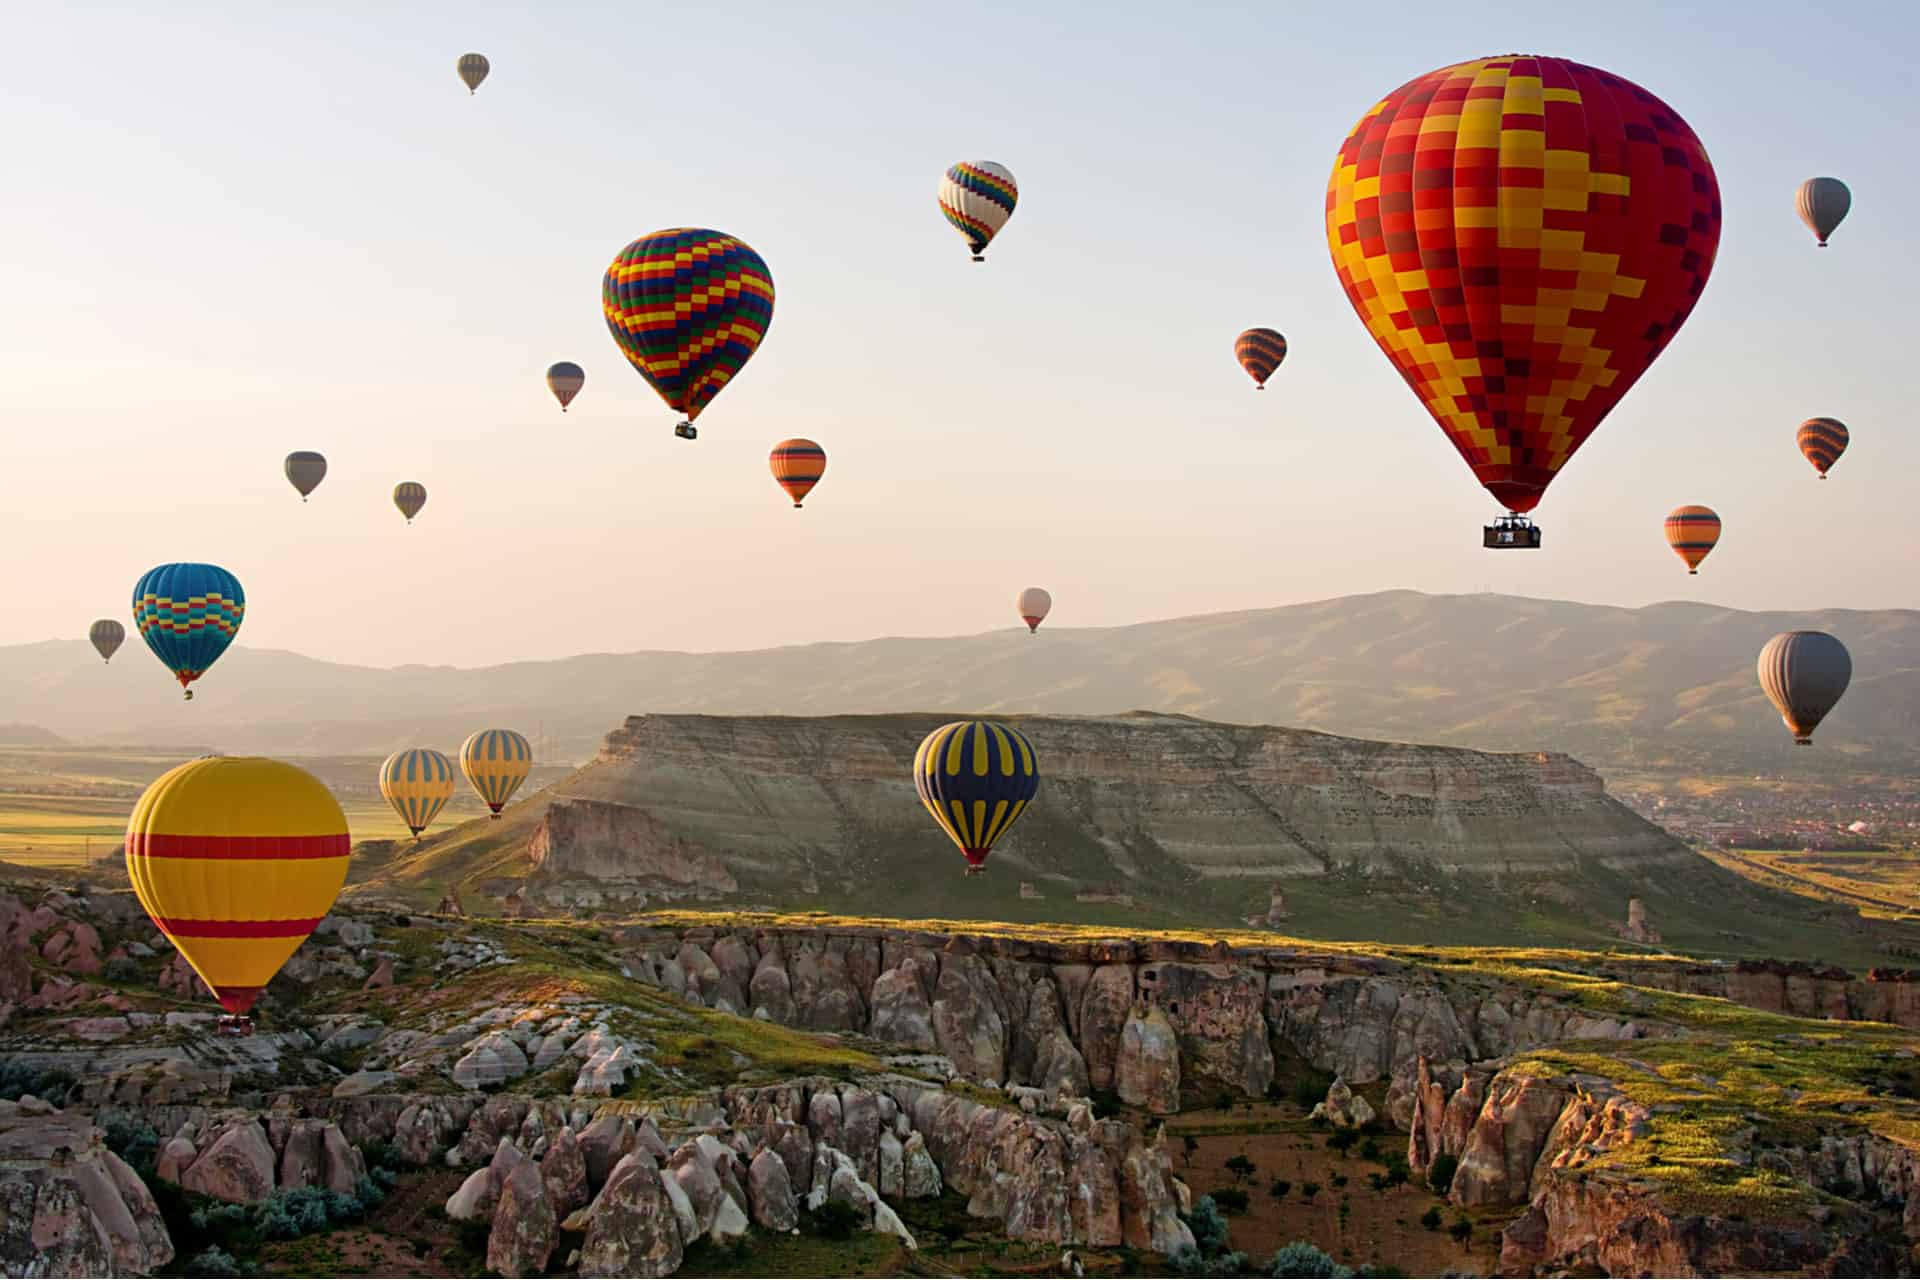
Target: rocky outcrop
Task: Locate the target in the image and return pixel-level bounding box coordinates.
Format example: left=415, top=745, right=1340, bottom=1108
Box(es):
left=1115, top=1005, right=1179, bottom=1113
left=0, top=1100, right=174, bottom=1278
left=747, top=1148, right=798, bottom=1231
left=577, top=1153, right=684, bottom=1279
left=525, top=798, right=737, bottom=907
left=179, top=1116, right=276, bottom=1204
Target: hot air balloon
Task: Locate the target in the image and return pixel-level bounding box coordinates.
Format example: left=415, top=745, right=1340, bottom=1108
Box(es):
left=89, top=619, right=124, bottom=663
left=1758, top=631, right=1851, bottom=746
left=125, top=756, right=350, bottom=1027
left=1664, top=505, right=1721, bottom=574
left=1235, top=329, right=1288, bottom=390
left=913, top=720, right=1040, bottom=875
left=132, top=563, right=243, bottom=700
left=393, top=482, right=427, bottom=524
left=378, top=748, right=455, bottom=839
left=938, top=162, right=1018, bottom=262
left=284, top=451, right=326, bottom=502
left=546, top=362, right=585, bottom=412
left=1016, top=588, right=1052, bottom=634
left=1327, top=56, right=1721, bottom=547
left=1797, top=417, right=1848, bottom=478
left=603, top=229, right=774, bottom=440
left=1795, top=177, right=1850, bottom=247
left=459, top=729, right=532, bottom=818
left=769, top=439, right=826, bottom=508
left=457, top=53, right=489, bottom=94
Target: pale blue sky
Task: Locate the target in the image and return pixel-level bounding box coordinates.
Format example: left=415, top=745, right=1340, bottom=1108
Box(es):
left=3, top=0, right=1913, bottom=668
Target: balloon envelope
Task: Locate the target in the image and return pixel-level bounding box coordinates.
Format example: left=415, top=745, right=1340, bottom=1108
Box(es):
left=1795, top=177, right=1850, bottom=247
left=1757, top=631, right=1852, bottom=745
left=379, top=748, right=455, bottom=837
left=1327, top=55, right=1721, bottom=515
left=1016, top=588, right=1052, bottom=634
left=284, top=451, right=326, bottom=500
left=1663, top=505, right=1720, bottom=573
left=89, top=619, right=125, bottom=663
left=938, top=162, right=1018, bottom=261
left=769, top=439, right=826, bottom=507
left=125, top=756, right=350, bottom=1015
left=457, top=53, right=489, bottom=93
left=602, top=229, right=774, bottom=427
left=1235, top=329, right=1288, bottom=389
left=1797, top=417, right=1848, bottom=478
left=460, top=729, right=532, bottom=817
left=132, top=563, right=244, bottom=698
left=914, top=720, right=1040, bottom=870
left=393, top=482, right=427, bottom=523
left=546, top=362, right=585, bottom=411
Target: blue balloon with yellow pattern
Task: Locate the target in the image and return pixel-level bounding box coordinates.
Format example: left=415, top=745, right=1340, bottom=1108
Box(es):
left=912, top=720, right=1040, bottom=874
left=378, top=748, right=456, bottom=838
left=459, top=729, right=533, bottom=818
left=131, top=563, right=245, bottom=701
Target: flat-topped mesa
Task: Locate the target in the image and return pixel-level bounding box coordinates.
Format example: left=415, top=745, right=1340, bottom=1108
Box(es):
left=536, top=711, right=1683, bottom=904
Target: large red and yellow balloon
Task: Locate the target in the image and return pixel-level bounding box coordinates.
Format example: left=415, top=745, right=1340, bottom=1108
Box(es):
left=125, top=757, right=350, bottom=1016
left=1327, top=55, right=1721, bottom=516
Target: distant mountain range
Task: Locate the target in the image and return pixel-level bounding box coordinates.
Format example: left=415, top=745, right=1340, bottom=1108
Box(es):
left=4, top=591, right=1914, bottom=773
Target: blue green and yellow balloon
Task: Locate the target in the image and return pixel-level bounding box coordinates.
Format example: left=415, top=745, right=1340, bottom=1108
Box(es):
left=131, top=563, right=244, bottom=700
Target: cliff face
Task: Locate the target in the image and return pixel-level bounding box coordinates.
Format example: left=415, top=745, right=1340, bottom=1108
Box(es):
left=522, top=711, right=1690, bottom=907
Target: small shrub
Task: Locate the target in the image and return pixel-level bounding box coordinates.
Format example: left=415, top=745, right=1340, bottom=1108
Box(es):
left=1214, top=1091, right=1237, bottom=1112
left=1366, top=1172, right=1387, bottom=1192
left=1358, top=1138, right=1381, bottom=1161
left=1420, top=1206, right=1442, bottom=1231
left=1183, top=1135, right=1200, bottom=1162
left=1225, top=1154, right=1257, bottom=1183
left=1172, top=1244, right=1251, bottom=1276
left=1326, top=1128, right=1359, bottom=1154
left=1213, top=1187, right=1251, bottom=1215
left=1300, top=1181, right=1321, bottom=1203
left=454, top=1217, right=491, bottom=1257
left=1449, top=1216, right=1473, bottom=1246
left=1426, top=1153, right=1459, bottom=1195
left=1330, top=1173, right=1348, bottom=1190
left=1269, top=1239, right=1354, bottom=1278
left=102, top=1117, right=160, bottom=1174
left=190, top=1246, right=244, bottom=1278
left=1288, top=1069, right=1336, bottom=1109
left=1269, top=1179, right=1292, bottom=1199
left=809, top=1199, right=864, bottom=1241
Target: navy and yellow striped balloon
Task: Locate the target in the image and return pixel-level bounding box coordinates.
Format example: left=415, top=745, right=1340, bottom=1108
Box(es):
left=459, top=729, right=532, bottom=818
left=913, top=720, right=1040, bottom=874
left=378, top=748, right=455, bottom=838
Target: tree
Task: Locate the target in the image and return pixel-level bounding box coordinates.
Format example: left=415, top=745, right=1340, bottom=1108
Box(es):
left=1301, top=1181, right=1322, bottom=1203
left=1426, top=1153, right=1459, bottom=1195
left=1327, top=1128, right=1359, bottom=1155
left=1225, top=1154, right=1257, bottom=1183
left=1183, top=1134, right=1200, bottom=1163
left=1269, top=1179, right=1292, bottom=1200
left=1449, top=1216, right=1473, bottom=1249
left=1420, top=1206, right=1442, bottom=1231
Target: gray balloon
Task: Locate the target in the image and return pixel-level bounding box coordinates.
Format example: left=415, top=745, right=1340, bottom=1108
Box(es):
left=1795, top=177, right=1851, bottom=247
left=1757, top=630, right=1852, bottom=745
left=393, top=481, right=427, bottom=524
left=88, top=619, right=124, bottom=663
left=285, top=451, right=327, bottom=501
left=457, top=53, right=489, bottom=94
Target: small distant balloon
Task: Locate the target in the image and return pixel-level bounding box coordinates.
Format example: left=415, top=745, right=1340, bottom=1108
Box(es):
left=459, top=729, right=532, bottom=818
left=1758, top=631, right=1852, bottom=746
left=393, top=482, right=427, bottom=524
left=769, top=439, right=826, bottom=508
left=1795, top=177, right=1850, bottom=247
left=284, top=451, right=326, bottom=502
left=132, top=563, right=244, bottom=700
left=457, top=53, right=490, bottom=94
left=1235, top=329, right=1288, bottom=390
left=379, top=748, right=455, bottom=839
left=938, top=162, right=1018, bottom=262
left=1663, top=506, right=1721, bottom=575
left=1016, top=588, right=1052, bottom=634
left=546, top=362, right=584, bottom=412
left=89, top=619, right=125, bottom=663
left=1797, top=417, right=1848, bottom=478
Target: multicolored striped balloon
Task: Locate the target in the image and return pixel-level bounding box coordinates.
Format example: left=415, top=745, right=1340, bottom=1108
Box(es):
left=125, top=756, right=350, bottom=1015
left=913, top=720, right=1040, bottom=874
left=1795, top=177, right=1850, bottom=248
left=938, top=162, right=1018, bottom=262
left=393, top=482, right=427, bottom=524
left=602, top=228, right=775, bottom=435
left=1797, top=417, right=1848, bottom=478
left=132, top=563, right=244, bottom=700
left=769, top=438, right=826, bottom=508
left=546, top=362, right=585, bottom=412
left=1663, top=505, right=1721, bottom=574
left=378, top=748, right=456, bottom=838
left=1235, top=329, right=1288, bottom=389
left=1327, top=55, right=1721, bottom=517
left=459, top=728, right=532, bottom=818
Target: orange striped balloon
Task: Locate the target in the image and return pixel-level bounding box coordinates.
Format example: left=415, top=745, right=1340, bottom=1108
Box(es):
left=125, top=757, right=350, bottom=1015
left=1663, top=505, right=1721, bottom=574
left=769, top=438, right=826, bottom=508
left=1797, top=417, right=1848, bottom=478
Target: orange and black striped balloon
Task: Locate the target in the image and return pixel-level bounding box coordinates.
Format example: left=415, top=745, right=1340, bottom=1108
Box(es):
left=125, top=757, right=350, bottom=1015
left=769, top=438, right=826, bottom=508
left=1797, top=417, right=1848, bottom=478
left=1663, top=505, right=1721, bottom=574
left=1234, top=328, right=1288, bottom=389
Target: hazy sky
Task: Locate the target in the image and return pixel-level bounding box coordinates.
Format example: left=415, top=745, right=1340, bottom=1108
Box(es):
left=4, top=0, right=1914, bottom=670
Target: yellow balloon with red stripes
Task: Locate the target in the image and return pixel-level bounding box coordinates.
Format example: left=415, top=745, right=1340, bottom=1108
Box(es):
left=125, top=757, right=350, bottom=1016
left=459, top=728, right=533, bottom=818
